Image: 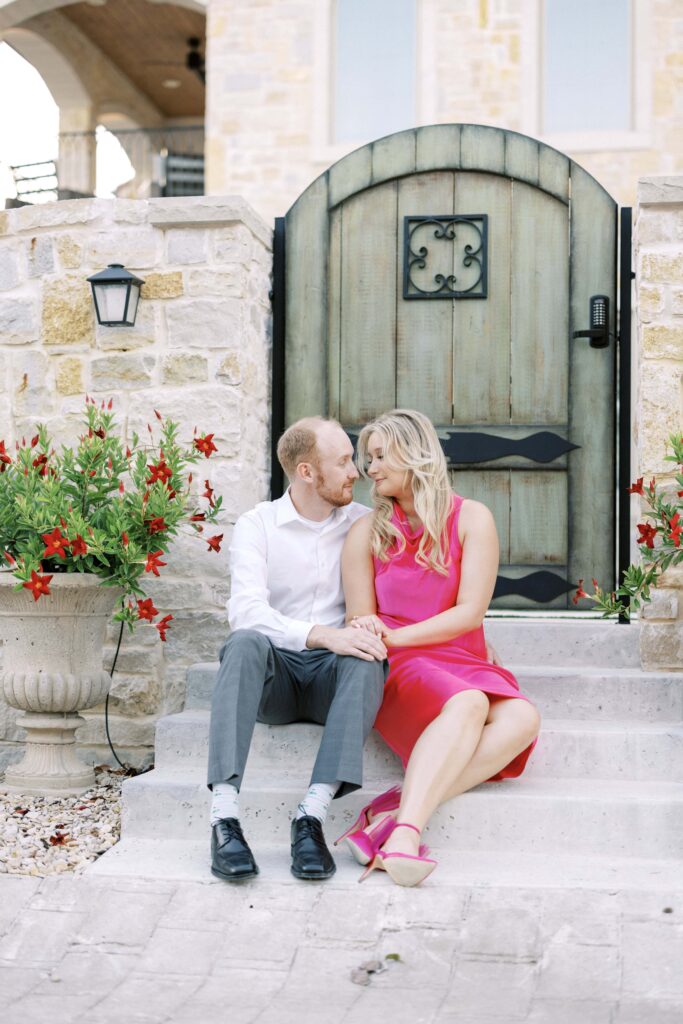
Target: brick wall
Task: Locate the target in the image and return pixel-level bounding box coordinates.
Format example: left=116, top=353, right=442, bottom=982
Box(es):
left=0, top=195, right=272, bottom=769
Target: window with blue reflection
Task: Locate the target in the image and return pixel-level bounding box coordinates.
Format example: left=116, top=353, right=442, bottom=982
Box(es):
left=543, top=0, right=631, bottom=133
left=334, top=0, right=416, bottom=144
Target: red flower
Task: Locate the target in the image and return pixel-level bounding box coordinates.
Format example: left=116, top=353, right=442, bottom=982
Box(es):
left=0, top=440, right=11, bottom=471
left=22, top=570, right=53, bottom=602
left=32, top=453, right=48, bottom=476
left=194, top=434, right=217, bottom=459
left=147, top=460, right=173, bottom=486
left=136, top=597, right=158, bottom=622
left=41, top=527, right=70, bottom=560
left=70, top=535, right=88, bottom=557
left=94, top=428, right=106, bottom=440
left=3, top=550, right=16, bottom=565
left=108, top=398, right=113, bottom=410
left=147, top=517, right=167, bottom=535
left=668, top=513, right=682, bottom=548
left=190, top=513, right=205, bottom=522
left=122, top=532, right=129, bottom=547
left=155, top=614, right=173, bottom=641
left=203, top=480, right=215, bottom=507
left=627, top=478, right=644, bottom=495
left=144, top=550, right=167, bottom=576
left=637, top=523, right=657, bottom=549
left=571, top=579, right=589, bottom=605
left=206, top=534, right=223, bottom=553
left=126, top=446, right=132, bottom=459
left=119, top=481, right=125, bottom=494
left=154, top=409, right=163, bottom=421
left=30, top=434, right=39, bottom=448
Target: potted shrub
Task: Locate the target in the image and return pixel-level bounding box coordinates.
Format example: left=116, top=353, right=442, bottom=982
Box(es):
left=0, top=398, right=223, bottom=795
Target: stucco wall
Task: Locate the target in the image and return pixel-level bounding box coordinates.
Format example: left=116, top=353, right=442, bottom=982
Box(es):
left=634, top=176, right=683, bottom=671
left=0, top=195, right=271, bottom=769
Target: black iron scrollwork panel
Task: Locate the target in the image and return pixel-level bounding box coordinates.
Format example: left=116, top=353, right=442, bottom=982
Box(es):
left=403, top=215, right=488, bottom=299
left=493, top=571, right=575, bottom=603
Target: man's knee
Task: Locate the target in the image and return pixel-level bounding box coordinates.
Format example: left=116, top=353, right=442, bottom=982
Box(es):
left=337, top=655, right=385, bottom=705
left=220, top=628, right=271, bottom=663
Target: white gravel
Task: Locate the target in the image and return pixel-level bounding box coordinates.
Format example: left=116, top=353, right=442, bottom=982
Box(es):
left=0, top=766, right=126, bottom=876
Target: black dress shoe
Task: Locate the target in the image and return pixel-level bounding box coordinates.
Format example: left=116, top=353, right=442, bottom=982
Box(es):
left=211, top=818, right=259, bottom=881
left=291, top=815, right=336, bottom=880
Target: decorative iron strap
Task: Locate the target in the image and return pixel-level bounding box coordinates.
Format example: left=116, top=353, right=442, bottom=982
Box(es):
left=493, top=571, right=576, bottom=603
left=347, top=430, right=579, bottom=466
left=404, top=215, right=488, bottom=299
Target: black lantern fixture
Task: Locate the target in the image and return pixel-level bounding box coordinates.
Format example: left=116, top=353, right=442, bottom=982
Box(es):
left=87, top=263, right=145, bottom=326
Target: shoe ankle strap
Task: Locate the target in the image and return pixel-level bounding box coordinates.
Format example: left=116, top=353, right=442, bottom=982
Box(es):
left=393, top=822, right=421, bottom=835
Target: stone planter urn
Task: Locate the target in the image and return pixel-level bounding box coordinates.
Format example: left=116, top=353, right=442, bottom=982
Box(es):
left=0, top=573, right=122, bottom=796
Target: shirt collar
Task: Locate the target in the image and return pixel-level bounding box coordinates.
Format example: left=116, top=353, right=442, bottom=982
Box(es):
left=274, top=488, right=354, bottom=527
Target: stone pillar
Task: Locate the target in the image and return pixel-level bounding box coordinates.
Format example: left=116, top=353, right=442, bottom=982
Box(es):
left=634, top=176, right=683, bottom=672
left=58, top=106, right=97, bottom=198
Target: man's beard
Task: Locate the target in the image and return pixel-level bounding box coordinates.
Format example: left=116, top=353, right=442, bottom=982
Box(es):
left=315, top=471, right=353, bottom=507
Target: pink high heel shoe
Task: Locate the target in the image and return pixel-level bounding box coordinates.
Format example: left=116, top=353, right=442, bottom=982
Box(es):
left=343, top=813, right=397, bottom=866
left=359, top=823, right=437, bottom=887
left=334, top=785, right=402, bottom=847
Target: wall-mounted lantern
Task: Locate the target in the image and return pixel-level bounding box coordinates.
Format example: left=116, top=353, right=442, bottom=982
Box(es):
left=87, top=263, right=145, bottom=326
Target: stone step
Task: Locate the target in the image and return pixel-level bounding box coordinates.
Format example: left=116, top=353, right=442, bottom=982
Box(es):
left=154, top=710, right=683, bottom=782
left=185, top=663, right=683, bottom=721
left=90, top=837, right=683, bottom=893
left=121, top=768, right=683, bottom=859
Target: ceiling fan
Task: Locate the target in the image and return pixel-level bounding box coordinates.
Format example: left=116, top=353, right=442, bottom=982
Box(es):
left=145, top=37, right=205, bottom=85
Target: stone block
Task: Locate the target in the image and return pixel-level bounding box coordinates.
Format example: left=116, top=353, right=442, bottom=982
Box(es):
left=165, top=299, right=242, bottom=348
left=0, top=245, right=21, bottom=291
left=9, top=199, right=106, bottom=233
left=84, top=228, right=160, bottom=270
left=161, top=353, right=208, bottom=385
left=112, top=200, right=150, bottom=224
left=107, top=672, right=162, bottom=717
left=26, top=236, right=54, bottom=278
left=162, top=608, right=230, bottom=664
left=215, top=351, right=241, bottom=384
left=447, top=959, right=536, bottom=1017
left=41, top=276, right=94, bottom=347
left=639, top=361, right=683, bottom=474
left=672, top=288, right=683, bottom=316
left=166, top=229, right=208, bottom=264
left=535, top=942, right=620, bottom=1001
left=638, top=176, right=683, bottom=206
left=622, top=920, right=683, bottom=998
left=640, top=252, right=683, bottom=285
left=11, top=349, right=53, bottom=417
left=460, top=906, right=542, bottom=960
left=211, top=226, right=253, bottom=263
left=640, top=622, right=683, bottom=670
left=90, top=354, right=155, bottom=391
left=95, top=302, right=157, bottom=351
left=148, top=195, right=271, bottom=248
left=0, top=211, right=8, bottom=235
left=641, top=589, right=679, bottom=620
left=126, top=387, right=241, bottom=450
left=77, top=711, right=156, bottom=748
left=54, top=355, right=84, bottom=395
left=0, top=297, right=37, bottom=344
left=638, top=286, right=665, bottom=321
left=140, top=271, right=184, bottom=299
left=55, top=234, right=83, bottom=269
left=642, top=325, right=683, bottom=359
left=186, top=268, right=244, bottom=297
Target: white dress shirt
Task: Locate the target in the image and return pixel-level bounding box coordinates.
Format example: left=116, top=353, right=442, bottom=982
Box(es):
left=228, top=489, right=370, bottom=651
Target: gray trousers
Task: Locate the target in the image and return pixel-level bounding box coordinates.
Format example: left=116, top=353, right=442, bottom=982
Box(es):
left=207, top=629, right=386, bottom=798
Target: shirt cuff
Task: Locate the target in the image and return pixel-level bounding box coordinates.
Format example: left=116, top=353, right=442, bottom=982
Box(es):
left=283, top=619, right=317, bottom=652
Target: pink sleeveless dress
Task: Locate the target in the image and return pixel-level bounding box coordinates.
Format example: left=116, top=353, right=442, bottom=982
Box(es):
left=373, top=495, right=537, bottom=780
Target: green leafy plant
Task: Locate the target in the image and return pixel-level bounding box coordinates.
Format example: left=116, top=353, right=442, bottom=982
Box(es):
left=573, top=433, right=683, bottom=618
left=0, top=398, right=223, bottom=640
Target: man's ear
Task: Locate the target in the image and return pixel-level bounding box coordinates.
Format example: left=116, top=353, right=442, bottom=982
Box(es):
left=296, top=461, right=315, bottom=484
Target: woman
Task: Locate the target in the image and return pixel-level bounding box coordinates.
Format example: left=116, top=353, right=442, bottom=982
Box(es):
left=339, top=409, right=540, bottom=886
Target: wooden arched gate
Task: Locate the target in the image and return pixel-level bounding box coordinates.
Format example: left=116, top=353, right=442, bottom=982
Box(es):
left=271, top=125, right=631, bottom=610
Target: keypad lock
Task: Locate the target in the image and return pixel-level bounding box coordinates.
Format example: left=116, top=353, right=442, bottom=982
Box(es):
left=573, top=295, right=610, bottom=348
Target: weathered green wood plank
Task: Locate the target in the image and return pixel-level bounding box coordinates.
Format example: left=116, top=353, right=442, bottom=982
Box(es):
left=539, top=146, right=570, bottom=203
left=416, top=124, right=462, bottom=171
left=510, top=181, right=568, bottom=424
left=396, top=172, right=454, bottom=419
left=327, top=206, right=342, bottom=420
left=510, top=470, right=567, bottom=564
left=504, top=132, right=539, bottom=187
left=568, top=163, right=617, bottom=596
left=460, top=125, right=506, bottom=174
left=451, top=172, right=511, bottom=424
left=285, top=173, right=329, bottom=424
left=372, top=130, right=416, bottom=185
left=339, top=181, right=398, bottom=423
left=451, top=469, right=510, bottom=564
left=328, top=146, right=373, bottom=208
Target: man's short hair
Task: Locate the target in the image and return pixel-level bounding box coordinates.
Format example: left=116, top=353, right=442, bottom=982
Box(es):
left=276, top=417, right=341, bottom=480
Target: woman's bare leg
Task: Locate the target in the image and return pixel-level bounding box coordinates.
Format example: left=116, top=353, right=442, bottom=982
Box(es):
left=381, top=689, right=490, bottom=856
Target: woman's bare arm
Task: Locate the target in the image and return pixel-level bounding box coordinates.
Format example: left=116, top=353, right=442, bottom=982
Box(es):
left=341, top=514, right=378, bottom=623
left=384, top=500, right=499, bottom=647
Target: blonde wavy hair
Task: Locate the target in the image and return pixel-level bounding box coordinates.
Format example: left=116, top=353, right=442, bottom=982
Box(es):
left=357, top=409, right=453, bottom=576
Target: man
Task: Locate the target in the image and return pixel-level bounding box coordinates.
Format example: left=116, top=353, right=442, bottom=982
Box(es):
left=207, top=417, right=387, bottom=882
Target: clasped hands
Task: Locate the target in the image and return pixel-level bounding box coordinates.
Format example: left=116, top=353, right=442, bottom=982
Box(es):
left=350, top=614, right=502, bottom=665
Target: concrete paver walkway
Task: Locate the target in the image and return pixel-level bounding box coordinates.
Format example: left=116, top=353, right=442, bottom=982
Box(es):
left=1, top=868, right=682, bottom=1024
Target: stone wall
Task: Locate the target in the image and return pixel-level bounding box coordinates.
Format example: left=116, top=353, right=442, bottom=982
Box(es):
left=0, top=195, right=272, bottom=769
left=634, top=176, right=683, bottom=671
left=206, top=0, right=683, bottom=221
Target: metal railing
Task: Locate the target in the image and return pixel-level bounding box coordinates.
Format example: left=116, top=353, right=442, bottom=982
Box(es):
left=8, top=125, right=205, bottom=205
